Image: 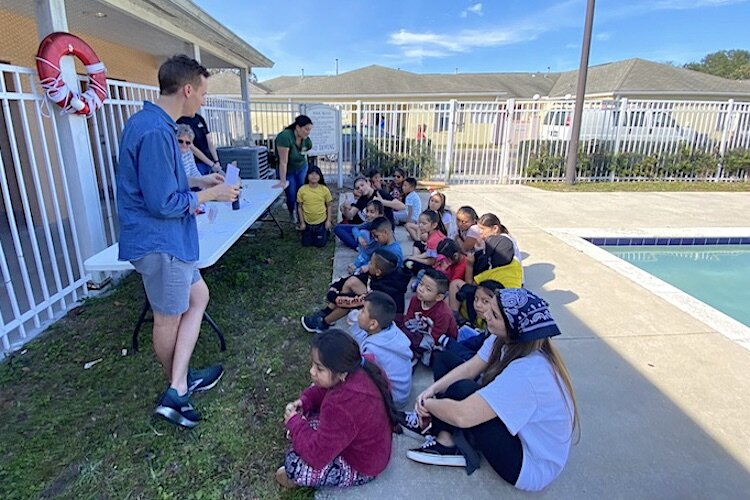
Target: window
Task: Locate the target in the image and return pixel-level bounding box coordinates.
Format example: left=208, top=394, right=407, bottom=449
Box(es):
left=470, top=103, right=497, bottom=124
left=433, top=103, right=451, bottom=132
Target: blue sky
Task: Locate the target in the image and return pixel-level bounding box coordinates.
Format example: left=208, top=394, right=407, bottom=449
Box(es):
left=193, top=0, right=749, bottom=80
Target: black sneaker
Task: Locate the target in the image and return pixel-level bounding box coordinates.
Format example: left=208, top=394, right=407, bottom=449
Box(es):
left=301, top=314, right=328, bottom=333
left=187, top=364, right=224, bottom=394
left=398, top=411, right=427, bottom=440
left=406, top=436, right=466, bottom=467
left=154, top=388, right=202, bottom=429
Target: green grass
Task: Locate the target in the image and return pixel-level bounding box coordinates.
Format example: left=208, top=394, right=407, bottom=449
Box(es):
left=525, top=181, right=750, bottom=192
left=0, top=211, right=333, bottom=499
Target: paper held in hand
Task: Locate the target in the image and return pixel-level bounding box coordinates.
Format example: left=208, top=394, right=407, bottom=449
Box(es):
left=224, top=162, right=240, bottom=186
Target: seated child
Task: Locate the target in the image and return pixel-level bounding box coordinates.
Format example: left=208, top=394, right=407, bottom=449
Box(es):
left=435, top=280, right=504, bottom=366
left=396, top=268, right=457, bottom=366
left=434, top=238, right=467, bottom=283
left=348, top=291, right=412, bottom=410
left=367, top=167, right=383, bottom=191
left=397, top=177, right=421, bottom=231
left=427, top=190, right=457, bottom=239
left=403, top=209, right=447, bottom=276
left=448, top=213, right=523, bottom=313
left=348, top=201, right=385, bottom=273
left=350, top=215, right=403, bottom=274
left=454, top=205, right=482, bottom=254
left=388, top=167, right=406, bottom=203
left=297, top=166, right=333, bottom=247
left=277, top=329, right=399, bottom=489
left=302, top=249, right=411, bottom=333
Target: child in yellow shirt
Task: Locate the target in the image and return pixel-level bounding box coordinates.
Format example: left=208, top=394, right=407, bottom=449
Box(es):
left=297, top=166, right=333, bottom=247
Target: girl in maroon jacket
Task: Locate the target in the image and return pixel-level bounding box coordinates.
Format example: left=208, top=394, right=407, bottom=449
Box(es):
left=276, top=329, right=400, bottom=488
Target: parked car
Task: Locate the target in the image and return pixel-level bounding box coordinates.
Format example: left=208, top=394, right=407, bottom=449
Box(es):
left=541, top=107, right=697, bottom=143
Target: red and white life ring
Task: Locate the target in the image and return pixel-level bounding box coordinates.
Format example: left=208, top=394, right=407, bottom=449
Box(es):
left=35, top=32, right=107, bottom=117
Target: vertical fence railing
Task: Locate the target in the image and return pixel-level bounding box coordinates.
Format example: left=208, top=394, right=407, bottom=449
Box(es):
left=0, top=64, right=90, bottom=355
left=203, top=96, right=248, bottom=147
left=0, top=72, right=259, bottom=356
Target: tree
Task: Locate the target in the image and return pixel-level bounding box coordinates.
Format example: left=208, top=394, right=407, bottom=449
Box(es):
left=684, top=50, right=750, bottom=80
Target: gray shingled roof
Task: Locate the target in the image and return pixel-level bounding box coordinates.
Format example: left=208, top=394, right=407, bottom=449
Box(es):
left=550, top=58, right=750, bottom=97
left=260, top=65, right=550, bottom=97
left=208, top=71, right=270, bottom=96
left=215, top=58, right=750, bottom=99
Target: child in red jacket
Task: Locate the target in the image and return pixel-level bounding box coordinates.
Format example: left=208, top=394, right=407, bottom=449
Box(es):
left=397, top=268, right=458, bottom=366
left=277, top=329, right=400, bottom=489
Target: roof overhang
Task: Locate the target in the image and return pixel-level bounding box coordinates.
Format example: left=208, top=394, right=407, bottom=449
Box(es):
left=4, top=0, right=272, bottom=69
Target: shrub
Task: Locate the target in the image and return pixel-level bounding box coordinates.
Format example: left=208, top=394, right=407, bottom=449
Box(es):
left=358, top=138, right=437, bottom=180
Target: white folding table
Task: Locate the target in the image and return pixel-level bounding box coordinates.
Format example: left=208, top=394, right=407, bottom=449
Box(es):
left=84, top=179, right=284, bottom=350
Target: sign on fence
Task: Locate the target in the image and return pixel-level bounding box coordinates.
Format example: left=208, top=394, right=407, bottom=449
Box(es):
left=304, top=103, right=340, bottom=156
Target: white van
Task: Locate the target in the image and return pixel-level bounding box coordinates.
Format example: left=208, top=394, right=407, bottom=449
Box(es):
left=541, top=107, right=696, bottom=143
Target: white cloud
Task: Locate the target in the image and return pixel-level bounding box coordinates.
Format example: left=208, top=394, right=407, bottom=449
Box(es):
left=390, top=0, right=579, bottom=62
left=460, top=3, right=484, bottom=17
left=653, top=0, right=747, bottom=8
left=595, top=32, right=612, bottom=41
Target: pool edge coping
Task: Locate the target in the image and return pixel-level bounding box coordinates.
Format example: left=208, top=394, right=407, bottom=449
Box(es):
left=547, top=227, right=750, bottom=352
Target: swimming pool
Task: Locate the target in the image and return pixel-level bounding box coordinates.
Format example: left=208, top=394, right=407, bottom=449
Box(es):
left=602, top=243, right=750, bottom=327
left=550, top=229, right=750, bottom=350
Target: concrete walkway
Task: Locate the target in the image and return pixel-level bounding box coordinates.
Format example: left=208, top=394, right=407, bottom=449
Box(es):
left=318, top=186, right=750, bottom=499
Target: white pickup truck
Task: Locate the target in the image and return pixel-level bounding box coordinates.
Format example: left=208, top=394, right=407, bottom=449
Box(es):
left=541, top=107, right=698, bottom=143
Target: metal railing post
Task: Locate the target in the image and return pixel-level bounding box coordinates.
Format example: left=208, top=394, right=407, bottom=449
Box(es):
left=717, top=99, right=735, bottom=181
left=444, top=99, right=457, bottom=183
left=499, top=99, right=514, bottom=183
left=356, top=100, right=362, bottom=174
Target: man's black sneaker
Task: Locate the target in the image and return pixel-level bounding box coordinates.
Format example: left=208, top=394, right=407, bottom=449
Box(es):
left=398, top=410, right=428, bottom=440
left=187, top=364, right=224, bottom=395
left=406, top=435, right=466, bottom=467
left=301, top=314, right=329, bottom=334
left=154, top=388, right=202, bottom=429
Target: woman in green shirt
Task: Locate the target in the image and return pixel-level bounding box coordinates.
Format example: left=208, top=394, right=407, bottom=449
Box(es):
left=275, top=115, right=313, bottom=223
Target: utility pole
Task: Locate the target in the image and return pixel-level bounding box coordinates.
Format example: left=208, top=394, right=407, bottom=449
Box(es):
left=335, top=58, right=339, bottom=75
left=565, top=0, right=596, bottom=184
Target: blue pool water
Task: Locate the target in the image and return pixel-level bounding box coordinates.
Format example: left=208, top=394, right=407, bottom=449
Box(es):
left=604, top=245, right=750, bottom=327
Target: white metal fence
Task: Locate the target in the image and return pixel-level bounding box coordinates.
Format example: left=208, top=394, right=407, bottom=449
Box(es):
left=0, top=63, right=89, bottom=354
left=0, top=69, right=249, bottom=356
left=248, top=97, right=750, bottom=183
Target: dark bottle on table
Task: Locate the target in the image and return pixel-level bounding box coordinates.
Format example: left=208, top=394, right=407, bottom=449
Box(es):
left=232, top=197, right=240, bottom=210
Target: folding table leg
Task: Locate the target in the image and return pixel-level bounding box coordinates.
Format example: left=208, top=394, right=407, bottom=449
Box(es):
left=133, top=290, right=226, bottom=352
left=202, top=311, right=227, bottom=351
left=132, top=296, right=151, bottom=352
left=263, top=208, right=284, bottom=238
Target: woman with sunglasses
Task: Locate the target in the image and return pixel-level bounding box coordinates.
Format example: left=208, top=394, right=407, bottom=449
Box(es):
left=177, top=124, right=224, bottom=190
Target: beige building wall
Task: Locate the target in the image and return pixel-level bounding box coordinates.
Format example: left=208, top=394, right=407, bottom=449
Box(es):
left=0, top=8, right=158, bottom=85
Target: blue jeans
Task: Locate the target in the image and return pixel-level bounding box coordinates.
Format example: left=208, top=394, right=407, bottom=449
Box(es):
left=333, top=224, right=358, bottom=249
left=285, top=164, right=308, bottom=216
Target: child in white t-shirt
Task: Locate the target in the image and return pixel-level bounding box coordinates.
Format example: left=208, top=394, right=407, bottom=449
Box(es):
left=406, top=288, right=578, bottom=492
left=396, top=177, right=421, bottom=232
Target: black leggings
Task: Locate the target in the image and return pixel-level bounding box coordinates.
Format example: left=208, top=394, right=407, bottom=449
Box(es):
left=431, top=379, right=523, bottom=486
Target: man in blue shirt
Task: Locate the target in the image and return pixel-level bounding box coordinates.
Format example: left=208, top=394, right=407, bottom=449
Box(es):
left=117, top=55, right=238, bottom=428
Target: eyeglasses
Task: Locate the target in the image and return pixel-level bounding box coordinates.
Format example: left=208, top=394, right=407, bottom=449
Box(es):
left=394, top=174, right=403, bottom=178
left=178, top=139, right=192, bottom=145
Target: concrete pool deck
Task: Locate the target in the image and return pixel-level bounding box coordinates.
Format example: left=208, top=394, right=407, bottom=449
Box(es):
left=318, top=186, right=750, bottom=499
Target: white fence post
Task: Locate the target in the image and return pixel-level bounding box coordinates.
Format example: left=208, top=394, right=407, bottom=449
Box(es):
left=499, top=98, right=514, bottom=183
left=35, top=0, right=107, bottom=270
left=356, top=100, right=362, bottom=174
left=717, top=99, right=735, bottom=180
left=239, top=67, right=252, bottom=143
left=444, top=99, right=457, bottom=183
